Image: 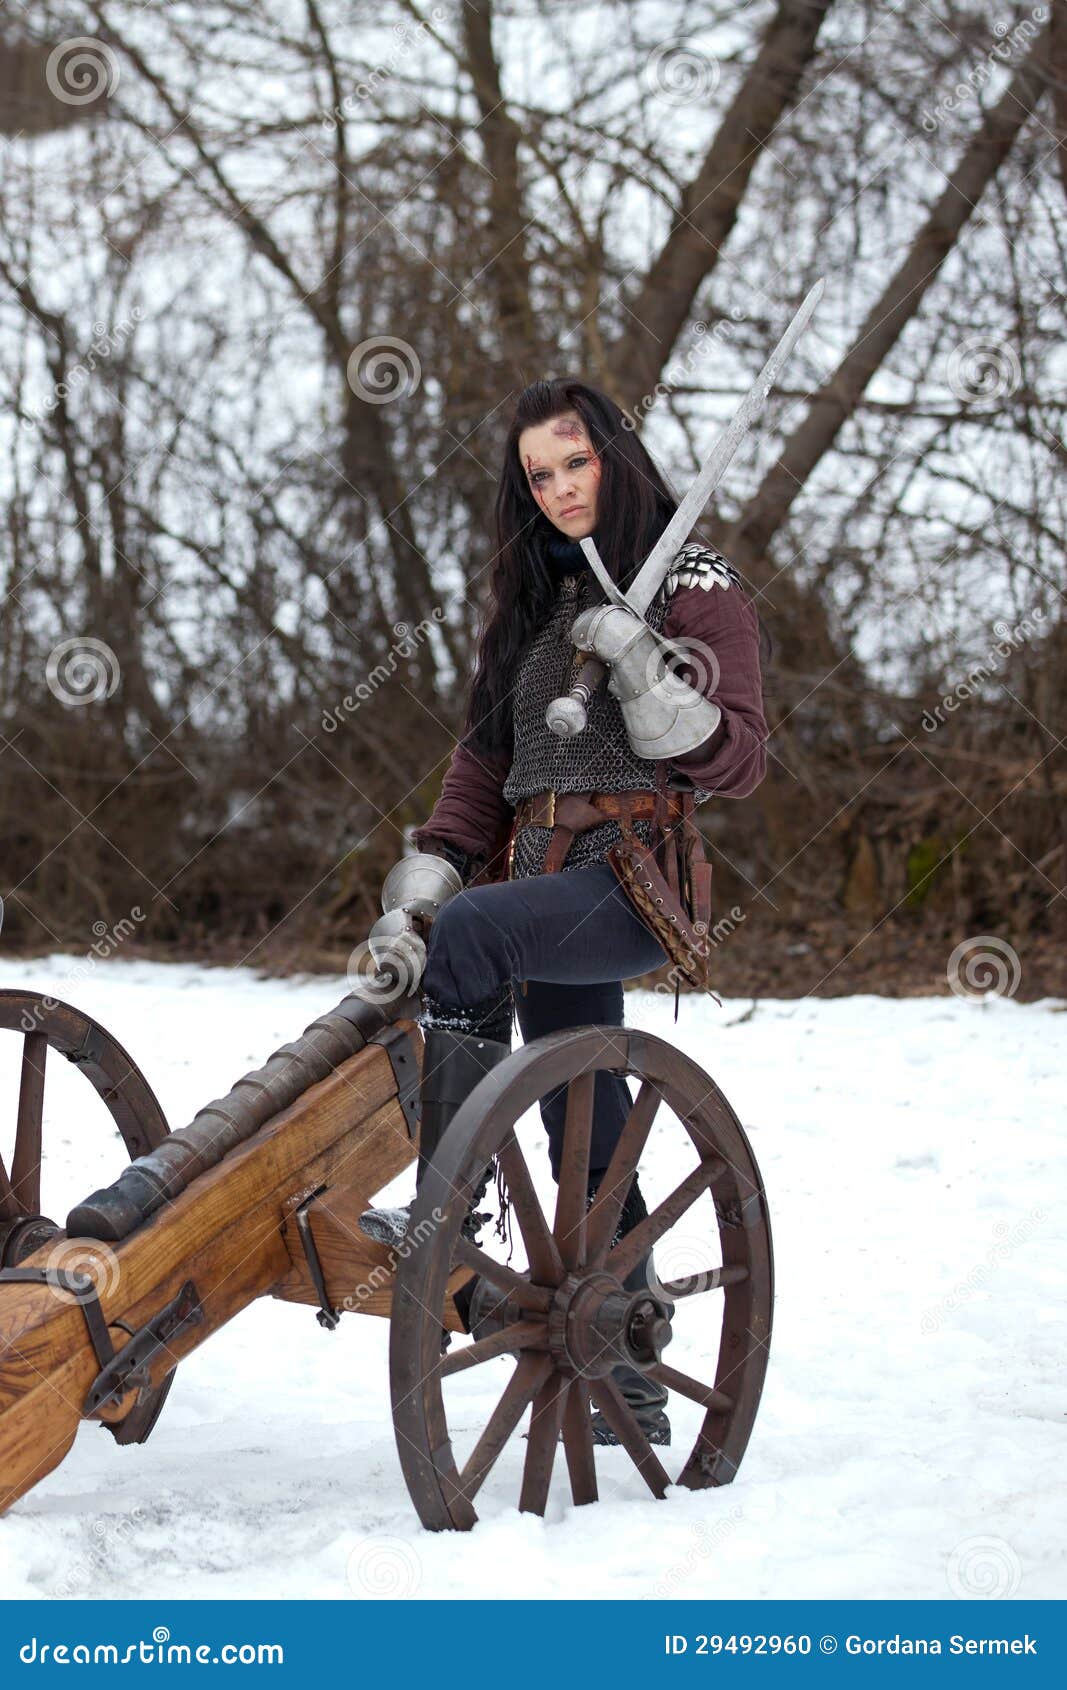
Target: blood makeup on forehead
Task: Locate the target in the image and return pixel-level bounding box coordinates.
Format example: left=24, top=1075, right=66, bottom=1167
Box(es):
left=551, top=418, right=585, bottom=442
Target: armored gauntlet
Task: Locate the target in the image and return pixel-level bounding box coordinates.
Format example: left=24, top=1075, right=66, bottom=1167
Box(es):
left=569, top=603, right=721, bottom=761
left=366, top=852, right=462, bottom=990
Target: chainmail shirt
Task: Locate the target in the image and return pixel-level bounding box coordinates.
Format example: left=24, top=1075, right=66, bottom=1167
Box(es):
left=503, top=555, right=712, bottom=878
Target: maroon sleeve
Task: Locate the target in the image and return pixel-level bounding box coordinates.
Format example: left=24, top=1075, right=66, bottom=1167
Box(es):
left=411, top=739, right=514, bottom=864
left=660, top=578, right=768, bottom=798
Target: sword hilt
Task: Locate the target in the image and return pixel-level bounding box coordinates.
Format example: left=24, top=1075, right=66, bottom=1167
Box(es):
left=545, top=654, right=607, bottom=738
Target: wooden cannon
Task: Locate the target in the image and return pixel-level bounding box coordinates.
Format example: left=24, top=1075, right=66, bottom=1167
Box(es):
left=0, top=983, right=773, bottom=1530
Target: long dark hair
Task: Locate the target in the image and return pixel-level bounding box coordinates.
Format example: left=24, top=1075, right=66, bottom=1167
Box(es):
left=464, top=378, right=682, bottom=757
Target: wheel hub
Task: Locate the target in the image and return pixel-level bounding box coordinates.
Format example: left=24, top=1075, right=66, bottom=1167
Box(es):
left=548, top=1270, right=673, bottom=1378
left=0, top=1214, right=61, bottom=1268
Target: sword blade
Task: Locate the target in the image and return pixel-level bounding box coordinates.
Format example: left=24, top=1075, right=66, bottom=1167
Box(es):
left=622, top=277, right=825, bottom=618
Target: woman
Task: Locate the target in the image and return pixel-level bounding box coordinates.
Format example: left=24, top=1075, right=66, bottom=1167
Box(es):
left=361, top=377, right=768, bottom=1444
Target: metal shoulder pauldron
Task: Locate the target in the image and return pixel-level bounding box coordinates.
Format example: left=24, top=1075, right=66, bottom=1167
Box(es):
left=661, top=543, right=743, bottom=599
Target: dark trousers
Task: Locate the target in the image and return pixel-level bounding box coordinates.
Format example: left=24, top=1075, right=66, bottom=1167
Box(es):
left=422, top=862, right=666, bottom=1180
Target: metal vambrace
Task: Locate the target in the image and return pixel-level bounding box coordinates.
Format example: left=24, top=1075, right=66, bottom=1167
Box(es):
left=570, top=603, right=722, bottom=761
left=366, top=852, right=463, bottom=990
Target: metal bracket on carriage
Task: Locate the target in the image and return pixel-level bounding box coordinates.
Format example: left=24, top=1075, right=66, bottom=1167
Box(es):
left=273, top=1182, right=474, bottom=1332
left=0, top=1265, right=115, bottom=1372
left=293, top=1187, right=341, bottom=1331
left=82, top=1279, right=204, bottom=1417
left=369, top=1023, right=421, bottom=1140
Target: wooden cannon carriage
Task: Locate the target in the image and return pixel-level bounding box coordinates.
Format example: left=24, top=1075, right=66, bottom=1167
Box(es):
left=0, top=983, right=773, bottom=1530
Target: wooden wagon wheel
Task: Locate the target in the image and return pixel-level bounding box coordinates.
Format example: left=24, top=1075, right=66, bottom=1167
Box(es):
left=390, top=1024, right=773, bottom=1530
left=0, top=988, right=175, bottom=1444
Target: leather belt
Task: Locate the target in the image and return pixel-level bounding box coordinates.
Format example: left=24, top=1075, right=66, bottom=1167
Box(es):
left=509, top=787, right=684, bottom=876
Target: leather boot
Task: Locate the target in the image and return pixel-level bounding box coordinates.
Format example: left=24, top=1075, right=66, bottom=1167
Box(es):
left=359, top=1022, right=511, bottom=1251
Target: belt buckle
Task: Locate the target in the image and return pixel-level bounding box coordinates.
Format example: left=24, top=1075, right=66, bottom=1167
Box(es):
left=545, top=790, right=556, bottom=828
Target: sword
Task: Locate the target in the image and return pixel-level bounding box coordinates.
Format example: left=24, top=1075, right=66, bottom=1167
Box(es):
left=546, top=277, right=825, bottom=738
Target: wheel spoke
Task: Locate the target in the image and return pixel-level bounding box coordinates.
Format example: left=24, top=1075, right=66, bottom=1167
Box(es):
left=607, top=1156, right=727, bottom=1285
left=452, top=1238, right=553, bottom=1312
left=495, top=1132, right=564, bottom=1287
left=12, top=1031, right=47, bottom=1216
left=657, top=1264, right=749, bottom=1300
left=553, top=1072, right=596, bottom=1269
left=586, top=1079, right=662, bottom=1265
left=518, top=1369, right=569, bottom=1515
left=561, top=1378, right=598, bottom=1506
left=456, top=1352, right=554, bottom=1503
left=647, top=1362, right=732, bottom=1414
left=587, top=1377, right=670, bottom=1499
left=439, top=1319, right=548, bottom=1378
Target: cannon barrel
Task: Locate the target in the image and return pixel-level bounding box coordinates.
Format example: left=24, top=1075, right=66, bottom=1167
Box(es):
left=67, top=988, right=417, bottom=1240
left=0, top=987, right=425, bottom=1514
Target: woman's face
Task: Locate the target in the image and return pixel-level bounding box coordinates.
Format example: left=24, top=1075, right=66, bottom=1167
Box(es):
left=517, top=412, right=601, bottom=538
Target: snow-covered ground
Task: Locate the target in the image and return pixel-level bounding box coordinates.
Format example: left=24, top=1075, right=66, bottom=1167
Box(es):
left=0, top=955, right=1062, bottom=1601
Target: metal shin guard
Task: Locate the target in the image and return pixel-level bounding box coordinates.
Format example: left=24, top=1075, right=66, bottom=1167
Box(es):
left=415, top=1022, right=512, bottom=1187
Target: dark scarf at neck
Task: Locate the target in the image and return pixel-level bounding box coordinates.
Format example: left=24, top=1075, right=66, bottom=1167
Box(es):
left=541, top=528, right=596, bottom=581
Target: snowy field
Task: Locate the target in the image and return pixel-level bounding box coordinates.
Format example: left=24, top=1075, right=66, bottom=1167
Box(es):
left=0, top=954, right=1063, bottom=1602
